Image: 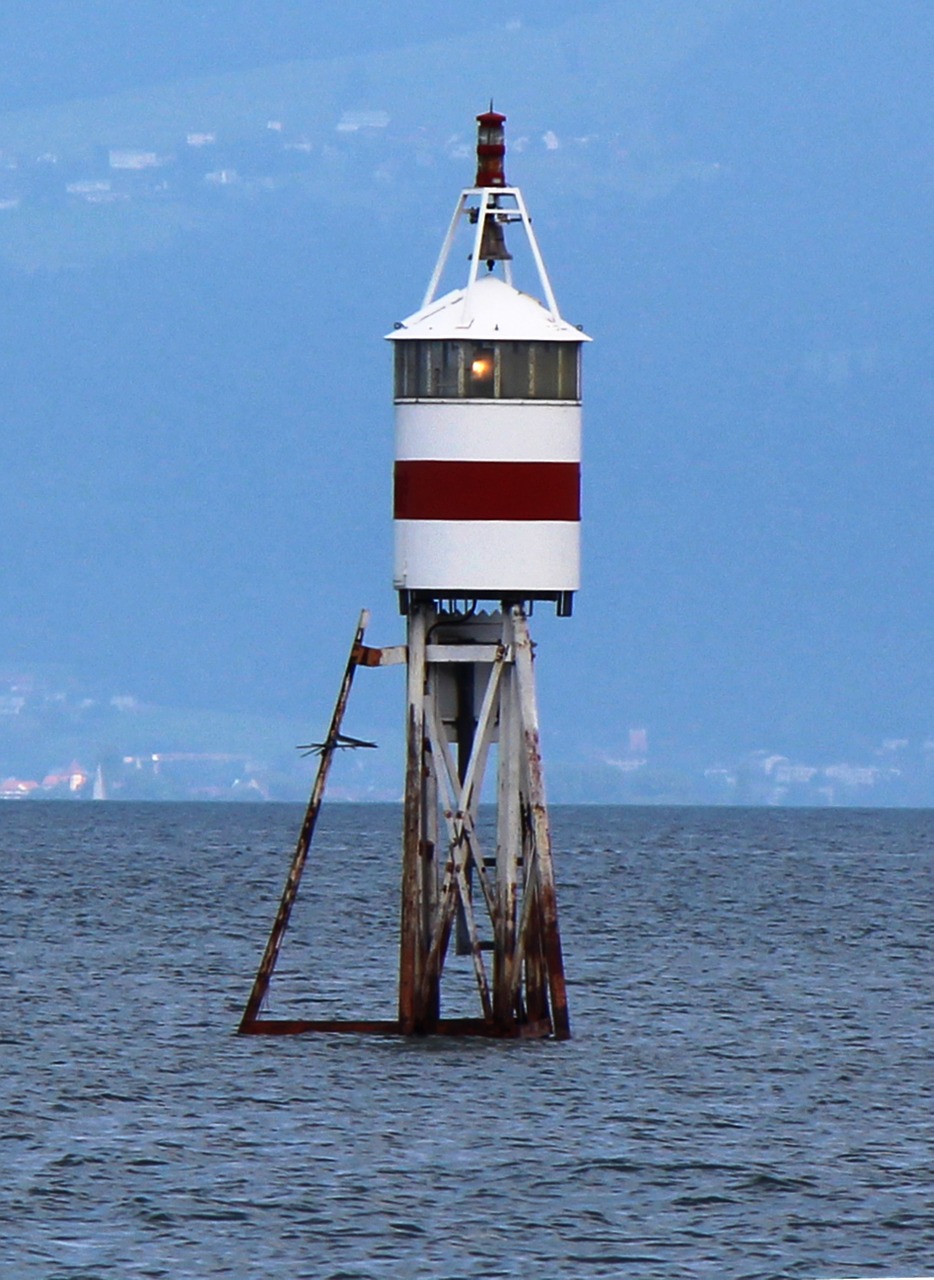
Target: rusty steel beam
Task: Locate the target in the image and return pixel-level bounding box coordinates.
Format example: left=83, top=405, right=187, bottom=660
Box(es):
left=399, top=607, right=429, bottom=1032
left=238, top=610, right=371, bottom=1033
left=493, top=616, right=520, bottom=1029
left=511, top=608, right=570, bottom=1040
left=354, top=643, right=407, bottom=667
left=242, top=1017, right=553, bottom=1039
left=419, top=852, right=459, bottom=1012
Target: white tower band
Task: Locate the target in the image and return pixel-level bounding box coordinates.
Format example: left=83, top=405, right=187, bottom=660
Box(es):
left=240, top=109, right=588, bottom=1040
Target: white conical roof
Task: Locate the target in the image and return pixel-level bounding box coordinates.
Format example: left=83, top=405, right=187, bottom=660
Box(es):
left=387, top=273, right=589, bottom=344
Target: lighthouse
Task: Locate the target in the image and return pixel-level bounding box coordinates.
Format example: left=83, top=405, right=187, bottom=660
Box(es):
left=391, top=109, right=589, bottom=1038
left=389, top=108, right=589, bottom=617
left=239, top=109, right=586, bottom=1041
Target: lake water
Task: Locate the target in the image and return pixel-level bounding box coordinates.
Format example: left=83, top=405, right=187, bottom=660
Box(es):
left=2, top=803, right=932, bottom=1279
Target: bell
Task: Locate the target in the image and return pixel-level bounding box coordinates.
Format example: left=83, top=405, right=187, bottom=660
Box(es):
left=478, top=215, right=512, bottom=265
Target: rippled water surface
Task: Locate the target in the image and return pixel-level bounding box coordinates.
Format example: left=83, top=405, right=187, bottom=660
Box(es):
left=2, top=803, right=932, bottom=1278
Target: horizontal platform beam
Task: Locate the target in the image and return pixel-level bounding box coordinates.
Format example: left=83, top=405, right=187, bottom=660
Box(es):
left=426, top=644, right=510, bottom=664
left=355, top=643, right=512, bottom=667
left=239, top=1017, right=553, bottom=1039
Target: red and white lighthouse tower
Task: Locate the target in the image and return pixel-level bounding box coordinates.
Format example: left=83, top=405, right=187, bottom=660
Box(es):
left=390, top=108, right=589, bottom=617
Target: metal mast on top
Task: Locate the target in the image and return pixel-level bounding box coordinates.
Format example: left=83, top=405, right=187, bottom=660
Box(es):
left=421, top=108, right=560, bottom=315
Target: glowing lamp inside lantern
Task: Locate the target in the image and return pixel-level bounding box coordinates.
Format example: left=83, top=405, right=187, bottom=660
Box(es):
left=470, top=350, right=494, bottom=382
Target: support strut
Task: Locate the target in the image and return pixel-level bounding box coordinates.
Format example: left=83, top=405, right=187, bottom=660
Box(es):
left=238, top=610, right=370, bottom=1032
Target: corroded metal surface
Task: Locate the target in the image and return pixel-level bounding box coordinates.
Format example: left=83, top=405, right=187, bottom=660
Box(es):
left=241, top=1017, right=553, bottom=1039
left=401, top=603, right=570, bottom=1039
left=238, top=605, right=570, bottom=1042
left=238, top=610, right=370, bottom=1034
left=399, top=608, right=428, bottom=1032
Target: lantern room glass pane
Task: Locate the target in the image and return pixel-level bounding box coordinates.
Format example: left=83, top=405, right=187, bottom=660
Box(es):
left=394, top=340, right=580, bottom=401
left=530, top=343, right=559, bottom=399
left=394, top=343, right=416, bottom=398
left=420, top=341, right=454, bottom=397
left=557, top=344, right=580, bottom=400
left=499, top=342, right=528, bottom=398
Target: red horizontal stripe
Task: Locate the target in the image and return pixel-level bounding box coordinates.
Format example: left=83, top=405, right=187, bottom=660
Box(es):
left=394, top=460, right=580, bottom=522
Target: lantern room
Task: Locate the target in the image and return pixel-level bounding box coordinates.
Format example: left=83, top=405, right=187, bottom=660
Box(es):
left=394, top=336, right=580, bottom=401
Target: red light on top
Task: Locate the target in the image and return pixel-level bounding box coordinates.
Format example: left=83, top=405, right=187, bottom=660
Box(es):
left=475, top=108, right=507, bottom=187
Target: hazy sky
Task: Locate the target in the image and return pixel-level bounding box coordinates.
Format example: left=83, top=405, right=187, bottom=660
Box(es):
left=0, top=0, right=930, bottom=783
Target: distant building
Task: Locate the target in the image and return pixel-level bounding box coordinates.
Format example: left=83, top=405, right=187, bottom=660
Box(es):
left=337, top=110, right=390, bottom=133
left=824, top=764, right=879, bottom=788
left=0, top=778, right=39, bottom=799
left=773, top=763, right=818, bottom=784
left=66, top=179, right=111, bottom=195
left=109, top=149, right=162, bottom=170
left=42, top=762, right=89, bottom=793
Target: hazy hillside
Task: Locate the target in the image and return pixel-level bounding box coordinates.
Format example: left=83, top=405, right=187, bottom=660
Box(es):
left=1, top=0, right=931, bottom=802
